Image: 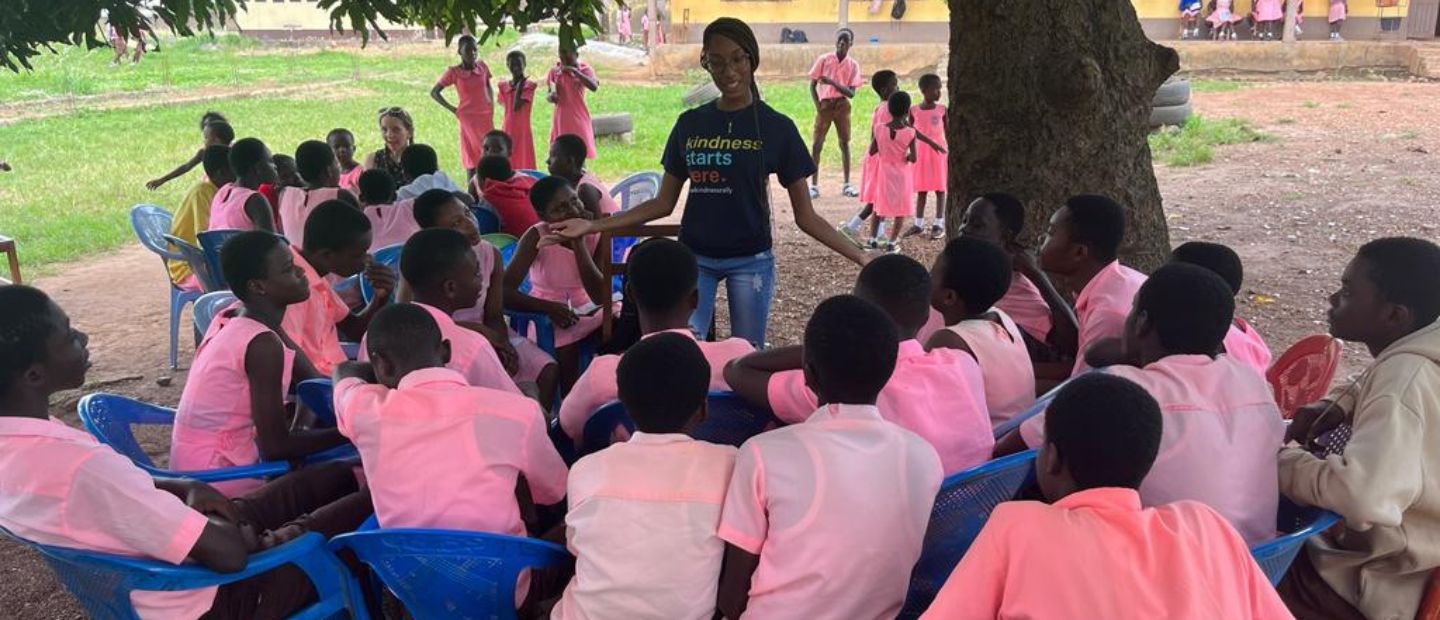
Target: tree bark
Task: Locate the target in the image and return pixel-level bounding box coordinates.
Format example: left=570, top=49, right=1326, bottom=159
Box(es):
left=944, top=0, right=1180, bottom=271
left=1283, top=0, right=1300, bottom=42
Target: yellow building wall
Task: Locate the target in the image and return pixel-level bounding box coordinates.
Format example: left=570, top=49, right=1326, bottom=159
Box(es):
left=674, top=0, right=1399, bottom=24
left=231, top=1, right=414, bottom=31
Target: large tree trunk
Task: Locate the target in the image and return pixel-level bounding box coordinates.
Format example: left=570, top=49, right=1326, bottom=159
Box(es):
left=944, top=0, right=1180, bottom=272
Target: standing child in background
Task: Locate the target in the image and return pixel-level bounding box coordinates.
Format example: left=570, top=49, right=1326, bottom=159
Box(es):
left=1169, top=241, right=1272, bottom=376
left=547, top=134, right=619, bottom=218
left=807, top=28, right=863, bottom=200
left=547, top=47, right=600, bottom=160
left=432, top=34, right=495, bottom=182
left=1207, top=0, right=1241, bottom=39
left=279, top=140, right=359, bottom=249
left=1329, top=0, right=1347, bottom=39
left=498, top=51, right=539, bottom=170
left=209, top=138, right=278, bottom=232
left=167, top=145, right=233, bottom=288
left=905, top=74, right=949, bottom=241
left=327, top=128, right=364, bottom=195
left=617, top=5, right=633, bottom=44
left=475, top=154, right=540, bottom=237
left=869, top=92, right=944, bottom=253
left=838, top=70, right=899, bottom=243
left=147, top=112, right=233, bottom=190
left=1255, top=0, right=1284, bottom=39
left=1181, top=0, right=1204, bottom=38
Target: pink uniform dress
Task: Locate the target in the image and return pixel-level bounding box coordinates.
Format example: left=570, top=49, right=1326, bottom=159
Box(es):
left=872, top=125, right=917, bottom=218
left=437, top=63, right=496, bottom=171
left=617, top=7, right=633, bottom=42
left=996, top=272, right=1053, bottom=342
left=1222, top=317, right=1273, bottom=378
left=525, top=222, right=608, bottom=348
left=1329, top=0, right=1346, bottom=22
left=171, top=311, right=295, bottom=497
left=452, top=239, right=555, bottom=383
left=278, top=187, right=342, bottom=248
left=947, top=309, right=1037, bottom=428
left=1208, top=0, right=1244, bottom=25
left=1255, top=0, right=1285, bottom=21
left=547, top=62, right=599, bottom=160
left=859, top=104, right=894, bottom=204
left=498, top=79, right=539, bottom=170
left=338, top=165, right=364, bottom=196
left=579, top=170, right=619, bottom=215
left=364, top=199, right=421, bottom=252
left=910, top=104, right=947, bottom=193
left=208, top=183, right=261, bottom=231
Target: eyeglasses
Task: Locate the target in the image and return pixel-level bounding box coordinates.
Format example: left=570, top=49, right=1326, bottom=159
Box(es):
left=701, top=53, right=751, bottom=74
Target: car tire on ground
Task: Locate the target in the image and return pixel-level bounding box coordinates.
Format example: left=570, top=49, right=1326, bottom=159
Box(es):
left=1153, top=78, right=1192, bottom=107
left=682, top=81, right=722, bottom=108
left=592, top=113, right=634, bottom=137
left=1149, top=101, right=1193, bottom=128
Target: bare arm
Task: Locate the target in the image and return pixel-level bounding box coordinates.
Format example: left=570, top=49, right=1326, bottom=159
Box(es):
left=147, top=148, right=204, bottom=190
left=723, top=346, right=804, bottom=409
left=244, top=195, right=276, bottom=233
left=431, top=84, right=458, bottom=114
left=244, top=334, right=346, bottom=461
left=717, top=544, right=760, bottom=620
left=503, top=228, right=580, bottom=327
left=337, top=260, right=395, bottom=339
left=916, top=131, right=946, bottom=154
left=571, top=66, right=599, bottom=92
left=810, top=78, right=821, bottom=106
left=1012, top=249, right=1080, bottom=355
left=549, top=173, right=684, bottom=239
left=573, top=235, right=611, bottom=309
left=785, top=178, right=870, bottom=266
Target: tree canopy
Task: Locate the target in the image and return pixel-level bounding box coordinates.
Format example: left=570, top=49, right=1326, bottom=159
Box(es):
left=2, top=0, right=603, bottom=71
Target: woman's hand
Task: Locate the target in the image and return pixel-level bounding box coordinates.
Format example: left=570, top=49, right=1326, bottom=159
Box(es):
left=548, top=218, right=595, bottom=240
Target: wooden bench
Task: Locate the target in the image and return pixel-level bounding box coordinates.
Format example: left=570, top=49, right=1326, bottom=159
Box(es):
left=0, top=235, right=20, bottom=285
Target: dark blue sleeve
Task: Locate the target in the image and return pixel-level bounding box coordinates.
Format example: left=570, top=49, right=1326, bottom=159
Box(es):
left=771, top=114, right=817, bottom=188
left=661, top=114, right=689, bottom=180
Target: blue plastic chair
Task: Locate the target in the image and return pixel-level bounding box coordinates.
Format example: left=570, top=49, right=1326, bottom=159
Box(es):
left=580, top=400, right=637, bottom=456
left=0, top=528, right=366, bottom=620
left=898, top=449, right=1040, bottom=618
left=297, top=378, right=337, bottom=427
left=691, top=391, right=781, bottom=447
left=197, top=229, right=245, bottom=289
left=1250, top=498, right=1343, bottom=586
left=192, top=291, right=238, bottom=338
left=517, top=168, right=547, bottom=180
left=161, top=233, right=222, bottom=292
left=471, top=205, right=501, bottom=235
left=332, top=528, right=571, bottom=620
left=360, top=244, right=404, bottom=305
left=608, top=171, right=662, bottom=212
left=76, top=393, right=355, bottom=484
left=992, top=371, right=1099, bottom=439
left=130, top=205, right=205, bottom=370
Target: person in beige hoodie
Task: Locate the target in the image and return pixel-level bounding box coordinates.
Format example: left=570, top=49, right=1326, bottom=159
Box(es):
left=1278, top=237, right=1440, bottom=620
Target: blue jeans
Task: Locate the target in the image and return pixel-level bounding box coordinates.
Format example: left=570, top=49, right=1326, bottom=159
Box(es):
left=690, top=250, right=776, bottom=348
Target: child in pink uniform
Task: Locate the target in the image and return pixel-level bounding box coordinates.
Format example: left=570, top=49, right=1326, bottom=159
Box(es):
left=807, top=29, right=863, bottom=199
left=1207, top=0, right=1244, bottom=39
left=356, top=169, right=419, bottom=252
left=327, top=128, right=364, bottom=195
left=499, top=51, right=539, bottom=170
left=838, top=70, right=899, bottom=243
left=923, top=374, right=1290, bottom=619
left=547, top=134, right=619, bottom=217
left=1170, top=241, right=1273, bottom=376
left=1011, top=264, right=1285, bottom=544
left=432, top=35, right=495, bottom=179
left=1255, top=0, right=1285, bottom=39
left=1329, top=0, right=1347, bottom=39
left=146, top=111, right=232, bottom=190
left=727, top=255, right=992, bottom=475
left=547, top=48, right=600, bottom=160
left=505, top=176, right=613, bottom=392
left=717, top=295, right=943, bottom=619
left=172, top=232, right=350, bottom=497
left=209, top=138, right=279, bottom=232
left=958, top=194, right=1061, bottom=345
left=869, top=91, right=944, bottom=253
left=279, top=140, right=359, bottom=248
left=560, top=239, right=755, bottom=445
left=905, top=74, right=949, bottom=241
left=927, top=237, right=1037, bottom=428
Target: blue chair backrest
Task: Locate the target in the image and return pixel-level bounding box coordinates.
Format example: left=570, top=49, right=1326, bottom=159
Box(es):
left=333, top=528, right=570, bottom=620
left=197, top=229, right=245, bottom=288
left=130, top=204, right=183, bottom=261
left=992, top=370, right=1098, bottom=439
left=162, top=234, right=221, bottom=292
left=898, top=449, right=1039, bottom=619
left=581, top=401, right=637, bottom=456
left=297, top=378, right=337, bottom=428
left=192, top=291, right=238, bottom=337
left=517, top=169, right=547, bottom=180
left=361, top=243, right=405, bottom=304
left=76, top=393, right=171, bottom=470
left=1250, top=498, right=1342, bottom=586
left=609, top=171, right=662, bottom=212
left=471, top=205, right=501, bottom=235
left=691, top=391, right=779, bottom=447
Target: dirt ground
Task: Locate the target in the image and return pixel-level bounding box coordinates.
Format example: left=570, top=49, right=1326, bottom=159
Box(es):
left=5, top=79, right=1439, bottom=616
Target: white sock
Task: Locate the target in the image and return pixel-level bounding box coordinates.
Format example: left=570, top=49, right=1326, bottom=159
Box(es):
left=915, top=217, right=928, bottom=228
left=877, top=221, right=889, bottom=238
left=844, top=215, right=863, bottom=229
left=934, top=218, right=945, bottom=229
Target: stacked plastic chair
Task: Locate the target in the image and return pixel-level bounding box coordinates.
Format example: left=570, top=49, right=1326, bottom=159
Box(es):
left=1249, top=498, right=1343, bottom=585
left=1267, top=334, right=1344, bottom=418
left=129, top=205, right=205, bottom=369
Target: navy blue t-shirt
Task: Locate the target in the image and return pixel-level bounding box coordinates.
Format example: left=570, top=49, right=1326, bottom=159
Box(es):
left=661, top=100, right=817, bottom=258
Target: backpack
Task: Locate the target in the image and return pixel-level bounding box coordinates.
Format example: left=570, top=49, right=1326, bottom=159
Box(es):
left=891, top=0, right=908, bottom=19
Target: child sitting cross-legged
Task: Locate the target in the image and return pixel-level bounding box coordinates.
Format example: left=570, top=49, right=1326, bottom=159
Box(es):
left=552, top=332, right=738, bottom=620
left=559, top=238, right=753, bottom=446
left=920, top=373, right=1290, bottom=619
left=1169, top=241, right=1272, bottom=377
left=726, top=254, right=992, bottom=474
left=0, top=285, right=372, bottom=620
left=717, top=295, right=943, bottom=619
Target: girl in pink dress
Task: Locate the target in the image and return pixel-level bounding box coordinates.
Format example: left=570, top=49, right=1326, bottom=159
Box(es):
left=546, top=48, right=600, bottom=160
left=1254, top=0, right=1285, bottom=39
left=328, top=128, right=364, bottom=196
left=503, top=177, right=613, bottom=393
left=1207, top=0, right=1243, bottom=39
left=171, top=232, right=347, bottom=496
left=839, top=70, right=899, bottom=242
left=498, top=51, right=539, bottom=170
left=905, top=73, right=949, bottom=241
left=209, top=138, right=279, bottom=232
left=280, top=140, right=359, bottom=248
left=869, top=92, right=944, bottom=253
left=432, top=35, right=495, bottom=180
left=1329, top=0, right=1347, bottom=39
left=618, top=6, right=633, bottom=44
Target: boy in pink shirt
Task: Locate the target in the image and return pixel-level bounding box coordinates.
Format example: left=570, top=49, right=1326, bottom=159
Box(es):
left=357, top=169, right=421, bottom=252
left=555, top=332, right=737, bottom=620
left=1007, top=263, right=1285, bottom=544
left=717, top=295, right=943, bottom=619
left=922, top=373, right=1290, bottom=619
left=0, top=286, right=371, bottom=620
left=726, top=255, right=991, bottom=474
left=1170, top=241, right=1273, bottom=376
left=807, top=28, right=863, bottom=198
left=560, top=238, right=754, bottom=445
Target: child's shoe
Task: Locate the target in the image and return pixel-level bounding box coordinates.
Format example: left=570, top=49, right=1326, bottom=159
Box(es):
left=900, top=224, right=925, bottom=239
left=929, top=225, right=945, bottom=240
left=841, top=183, right=859, bottom=198
left=809, top=185, right=821, bottom=199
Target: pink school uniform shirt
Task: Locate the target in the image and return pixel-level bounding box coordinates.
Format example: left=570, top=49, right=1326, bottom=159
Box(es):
left=767, top=339, right=992, bottom=474
left=1022, top=354, right=1285, bottom=543
left=339, top=165, right=364, bottom=196
left=808, top=52, right=862, bottom=101
left=208, top=183, right=260, bottom=230
left=1224, top=317, right=1273, bottom=377
left=547, top=62, right=599, bottom=159
left=1072, top=260, right=1147, bottom=375
left=553, top=433, right=737, bottom=620
left=719, top=403, right=943, bottom=619
left=996, top=271, right=1053, bottom=342
left=363, top=199, right=421, bottom=252
left=335, top=367, right=566, bottom=533
left=947, top=309, right=1037, bottom=427
left=280, top=245, right=349, bottom=375
left=278, top=186, right=342, bottom=248
left=358, top=302, right=521, bottom=395
left=558, top=329, right=755, bottom=441
left=0, top=417, right=216, bottom=619
left=451, top=240, right=554, bottom=384
left=437, top=63, right=497, bottom=171
left=579, top=170, right=619, bottom=215
left=172, top=312, right=295, bottom=497
left=918, top=488, right=1292, bottom=620
left=526, top=223, right=610, bottom=348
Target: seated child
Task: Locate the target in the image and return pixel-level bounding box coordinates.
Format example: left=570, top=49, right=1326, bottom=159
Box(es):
left=504, top=176, right=612, bottom=391
left=482, top=128, right=514, bottom=162
left=553, top=332, right=738, bottom=620
left=475, top=154, right=540, bottom=236
left=365, top=227, right=521, bottom=394
left=208, top=137, right=278, bottom=232
left=717, top=295, right=943, bottom=619
left=358, top=168, right=420, bottom=252
left=327, top=128, right=364, bottom=195
left=167, top=144, right=234, bottom=288
left=926, top=237, right=1037, bottom=428
left=547, top=133, right=618, bottom=217
left=1011, top=263, right=1285, bottom=543
left=262, top=154, right=301, bottom=226
left=279, top=201, right=393, bottom=375
left=412, top=189, right=558, bottom=408
left=1277, top=238, right=1440, bottom=620
left=559, top=238, right=754, bottom=444
left=171, top=232, right=351, bottom=496
left=726, top=254, right=991, bottom=474
left=958, top=193, right=1059, bottom=344
left=395, top=144, right=462, bottom=201
left=921, top=373, right=1289, bottom=619
left=0, top=285, right=372, bottom=620
left=279, top=140, right=360, bottom=248
left=1170, top=241, right=1272, bottom=376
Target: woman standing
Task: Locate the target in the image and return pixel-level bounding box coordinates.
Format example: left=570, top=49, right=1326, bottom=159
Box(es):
left=550, top=17, right=869, bottom=348
left=363, top=107, right=416, bottom=187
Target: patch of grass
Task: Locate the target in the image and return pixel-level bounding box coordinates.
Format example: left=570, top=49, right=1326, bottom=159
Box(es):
left=1148, top=115, right=1270, bottom=167
left=1276, top=117, right=1298, bottom=124
left=1302, top=100, right=1321, bottom=109
left=1336, top=102, right=1354, bottom=109
left=1190, top=80, right=1250, bottom=93
left=1400, top=129, right=1421, bottom=140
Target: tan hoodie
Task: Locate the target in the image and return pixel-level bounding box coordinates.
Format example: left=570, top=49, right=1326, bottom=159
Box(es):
left=1279, top=319, right=1440, bottom=620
